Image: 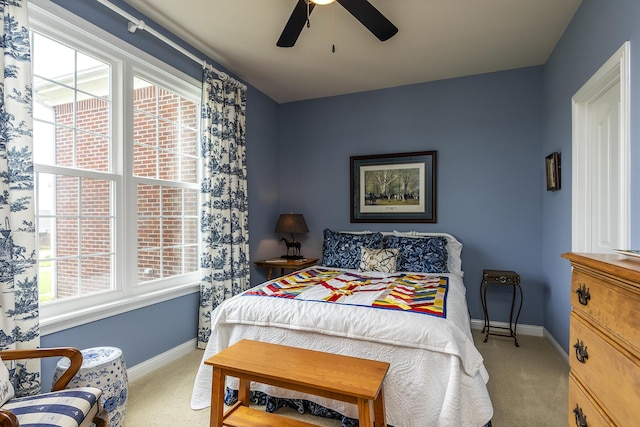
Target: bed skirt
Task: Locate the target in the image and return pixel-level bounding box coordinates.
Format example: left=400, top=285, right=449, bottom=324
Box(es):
left=224, top=388, right=492, bottom=427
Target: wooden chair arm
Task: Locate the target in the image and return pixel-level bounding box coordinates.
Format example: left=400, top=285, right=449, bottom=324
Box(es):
left=0, top=347, right=82, bottom=391
left=0, top=409, right=18, bottom=427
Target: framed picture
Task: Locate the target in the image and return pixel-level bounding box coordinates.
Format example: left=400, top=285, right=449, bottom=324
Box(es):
left=350, top=151, right=437, bottom=223
left=545, top=152, right=561, bottom=191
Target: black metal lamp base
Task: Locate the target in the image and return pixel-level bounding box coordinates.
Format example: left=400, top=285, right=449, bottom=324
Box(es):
left=281, top=254, right=304, bottom=260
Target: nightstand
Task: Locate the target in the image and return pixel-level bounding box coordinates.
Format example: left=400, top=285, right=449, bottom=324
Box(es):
left=254, top=258, right=319, bottom=280
left=480, top=269, right=523, bottom=347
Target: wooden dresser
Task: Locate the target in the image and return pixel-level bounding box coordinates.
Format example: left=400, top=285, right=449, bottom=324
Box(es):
left=562, top=253, right=640, bottom=426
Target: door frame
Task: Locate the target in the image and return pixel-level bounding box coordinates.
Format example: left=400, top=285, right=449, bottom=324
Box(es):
left=571, top=42, right=630, bottom=252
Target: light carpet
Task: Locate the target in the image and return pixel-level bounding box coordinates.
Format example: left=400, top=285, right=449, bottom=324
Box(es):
left=124, top=329, right=568, bottom=426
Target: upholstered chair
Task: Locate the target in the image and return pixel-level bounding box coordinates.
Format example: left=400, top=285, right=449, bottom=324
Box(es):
left=0, top=347, right=107, bottom=427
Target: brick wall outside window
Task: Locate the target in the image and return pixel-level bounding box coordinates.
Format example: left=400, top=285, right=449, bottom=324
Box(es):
left=52, top=86, right=198, bottom=297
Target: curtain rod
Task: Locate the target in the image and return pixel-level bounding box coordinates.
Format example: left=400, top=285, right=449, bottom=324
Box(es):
left=94, top=0, right=246, bottom=90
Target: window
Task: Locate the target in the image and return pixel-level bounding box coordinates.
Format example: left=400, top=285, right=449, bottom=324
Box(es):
left=133, top=77, right=199, bottom=284
left=33, top=32, right=115, bottom=303
left=30, top=2, right=201, bottom=330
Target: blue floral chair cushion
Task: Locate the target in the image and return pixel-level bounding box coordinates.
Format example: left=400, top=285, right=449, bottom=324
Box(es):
left=320, top=229, right=383, bottom=270
left=384, top=235, right=449, bottom=273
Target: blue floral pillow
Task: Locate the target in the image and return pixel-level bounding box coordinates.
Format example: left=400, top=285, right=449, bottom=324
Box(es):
left=384, top=235, right=449, bottom=273
left=321, top=229, right=383, bottom=269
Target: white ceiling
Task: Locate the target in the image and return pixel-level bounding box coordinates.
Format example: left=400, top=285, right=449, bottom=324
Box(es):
left=120, top=0, right=582, bottom=104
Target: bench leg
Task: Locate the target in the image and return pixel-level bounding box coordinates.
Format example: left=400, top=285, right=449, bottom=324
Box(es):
left=238, top=377, right=251, bottom=405
left=357, top=398, right=374, bottom=427
left=210, top=367, right=225, bottom=427
left=373, top=386, right=387, bottom=427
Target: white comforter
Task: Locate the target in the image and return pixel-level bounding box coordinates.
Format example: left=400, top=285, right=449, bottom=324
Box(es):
left=191, top=268, right=493, bottom=427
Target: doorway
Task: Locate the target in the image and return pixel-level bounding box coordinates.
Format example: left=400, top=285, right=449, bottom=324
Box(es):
left=571, top=42, right=630, bottom=252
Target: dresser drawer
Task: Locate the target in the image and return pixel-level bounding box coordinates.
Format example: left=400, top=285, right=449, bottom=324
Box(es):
left=568, top=373, right=612, bottom=427
left=571, top=269, right=640, bottom=357
left=570, top=312, right=640, bottom=426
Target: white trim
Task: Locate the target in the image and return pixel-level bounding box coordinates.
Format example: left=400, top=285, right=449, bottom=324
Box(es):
left=126, top=339, right=198, bottom=383
left=543, top=327, right=569, bottom=368
left=471, top=320, right=570, bottom=368
left=470, top=318, right=543, bottom=337
left=571, top=41, right=631, bottom=252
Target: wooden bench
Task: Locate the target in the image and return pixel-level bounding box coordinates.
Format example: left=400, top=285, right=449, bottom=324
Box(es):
left=205, top=339, right=389, bottom=427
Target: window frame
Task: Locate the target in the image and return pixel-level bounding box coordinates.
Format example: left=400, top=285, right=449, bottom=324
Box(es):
left=30, top=0, right=202, bottom=335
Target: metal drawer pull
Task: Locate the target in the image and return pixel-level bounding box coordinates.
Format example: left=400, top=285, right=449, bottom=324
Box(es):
left=576, top=284, right=590, bottom=306
left=573, top=339, right=589, bottom=363
left=573, top=404, right=588, bottom=427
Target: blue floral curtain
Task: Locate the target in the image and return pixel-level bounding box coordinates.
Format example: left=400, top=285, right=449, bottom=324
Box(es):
left=198, top=66, right=249, bottom=348
left=0, top=0, right=40, bottom=396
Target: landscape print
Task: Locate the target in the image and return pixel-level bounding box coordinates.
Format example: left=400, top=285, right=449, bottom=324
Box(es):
left=360, top=163, right=425, bottom=213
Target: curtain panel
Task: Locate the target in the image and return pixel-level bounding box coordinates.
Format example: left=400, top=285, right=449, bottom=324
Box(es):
left=198, top=66, right=250, bottom=348
left=0, top=0, right=40, bottom=396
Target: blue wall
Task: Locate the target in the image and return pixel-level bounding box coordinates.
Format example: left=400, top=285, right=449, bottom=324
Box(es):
left=277, top=67, right=544, bottom=326
left=541, top=0, right=640, bottom=351
left=40, top=294, right=199, bottom=388
left=278, top=0, right=640, bottom=354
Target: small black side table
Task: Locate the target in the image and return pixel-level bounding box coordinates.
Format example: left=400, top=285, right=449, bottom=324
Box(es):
left=480, top=269, right=523, bottom=347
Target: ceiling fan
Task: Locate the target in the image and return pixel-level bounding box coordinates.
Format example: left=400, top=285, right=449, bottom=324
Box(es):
left=277, top=0, right=398, bottom=48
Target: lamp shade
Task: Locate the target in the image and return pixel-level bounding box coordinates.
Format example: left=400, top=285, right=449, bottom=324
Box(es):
left=275, top=214, right=309, bottom=234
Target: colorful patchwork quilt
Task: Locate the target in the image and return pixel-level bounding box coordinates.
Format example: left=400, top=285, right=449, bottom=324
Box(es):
left=245, top=267, right=448, bottom=318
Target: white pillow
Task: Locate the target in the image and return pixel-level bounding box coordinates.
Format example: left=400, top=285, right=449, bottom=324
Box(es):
left=389, top=231, right=464, bottom=276
left=359, top=247, right=399, bottom=273
left=0, top=358, right=15, bottom=406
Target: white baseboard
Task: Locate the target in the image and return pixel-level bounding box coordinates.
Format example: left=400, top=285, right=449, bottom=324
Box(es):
left=127, top=339, right=198, bottom=382
left=471, top=318, right=570, bottom=368
left=543, top=327, right=569, bottom=367
left=470, top=318, right=543, bottom=337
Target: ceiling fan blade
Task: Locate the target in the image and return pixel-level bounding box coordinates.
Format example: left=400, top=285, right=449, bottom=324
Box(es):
left=277, top=0, right=316, bottom=47
left=337, top=0, right=398, bottom=41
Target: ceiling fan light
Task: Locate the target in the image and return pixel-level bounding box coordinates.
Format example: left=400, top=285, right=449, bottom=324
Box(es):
left=310, top=0, right=336, bottom=5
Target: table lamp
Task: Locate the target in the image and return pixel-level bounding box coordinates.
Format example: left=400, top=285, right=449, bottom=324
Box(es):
left=275, top=213, right=309, bottom=259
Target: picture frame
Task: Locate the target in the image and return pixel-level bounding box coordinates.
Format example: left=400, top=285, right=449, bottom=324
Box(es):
left=350, top=151, right=437, bottom=223
left=545, top=152, right=561, bottom=191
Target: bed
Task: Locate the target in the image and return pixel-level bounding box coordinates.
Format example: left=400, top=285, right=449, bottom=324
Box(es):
left=191, top=230, right=493, bottom=427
